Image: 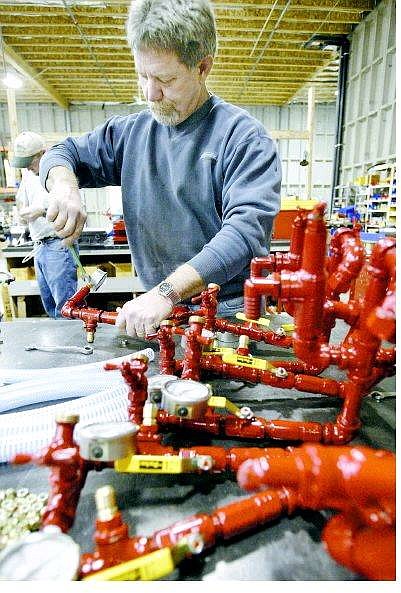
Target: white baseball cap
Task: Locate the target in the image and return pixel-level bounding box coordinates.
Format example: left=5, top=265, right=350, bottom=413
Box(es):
left=11, top=131, right=46, bottom=168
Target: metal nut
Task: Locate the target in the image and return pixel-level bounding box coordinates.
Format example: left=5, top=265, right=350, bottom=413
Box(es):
left=185, top=533, right=204, bottom=555
left=274, top=327, right=286, bottom=336
left=274, top=366, right=288, bottom=378
left=196, top=455, right=213, bottom=471
left=16, top=488, right=29, bottom=498
left=239, top=406, right=254, bottom=420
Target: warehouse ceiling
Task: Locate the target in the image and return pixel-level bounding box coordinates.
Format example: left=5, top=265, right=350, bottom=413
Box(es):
left=0, top=0, right=373, bottom=107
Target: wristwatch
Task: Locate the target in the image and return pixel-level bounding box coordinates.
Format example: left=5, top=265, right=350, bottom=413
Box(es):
left=157, top=281, right=181, bottom=305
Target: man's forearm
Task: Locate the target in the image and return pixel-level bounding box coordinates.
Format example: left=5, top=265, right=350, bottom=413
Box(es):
left=165, top=263, right=206, bottom=302
left=45, top=166, right=79, bottom=192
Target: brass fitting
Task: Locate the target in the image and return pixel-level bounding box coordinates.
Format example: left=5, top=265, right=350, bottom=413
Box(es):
left=86, top=330, right=95, bottom=343
left=95, top=485, right=118, bottom=522
left=188, top=315, right=205, bottom=324
left=131, top=353, right=149, bottom=363
left=142, top=401, right=158, bottom=426
left=238, top=335, right=250, bottom=349
left=55, top=414, right=80, bottom=425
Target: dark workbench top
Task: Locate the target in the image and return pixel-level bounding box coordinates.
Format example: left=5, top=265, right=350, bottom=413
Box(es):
left=0, top=319, right=395, bottom=581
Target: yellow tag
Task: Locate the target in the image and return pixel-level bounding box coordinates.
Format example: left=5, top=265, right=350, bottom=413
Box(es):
left=208, top=396, right=242, bottom=417
left=83, top=547, right=175, bottom=581
left=115, top=454, right=193, bottom=474
left=202, top=346, right=235, bottom=356
left=281, top=323, right=294, bottom=333
left=221, top=352, right=276, bottom=372
left=235, top=312, right=271, bottom=327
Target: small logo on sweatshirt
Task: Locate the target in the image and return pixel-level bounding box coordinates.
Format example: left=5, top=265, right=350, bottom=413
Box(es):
left=200, top=151, right=217, bottom=161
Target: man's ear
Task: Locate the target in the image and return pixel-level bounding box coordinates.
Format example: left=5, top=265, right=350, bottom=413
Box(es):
left=198, top=55, right=213, bottom=80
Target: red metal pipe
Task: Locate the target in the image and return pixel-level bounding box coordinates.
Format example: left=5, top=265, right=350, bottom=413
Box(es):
left=105, top=355, right=149, bottom=425
left=250, top=209, right=307, bottom=277
left=237, top=444, right=395, bottom=580
left=180, top=316, right=213, bottom=381
left=338, top=240, right=396, bottom=384
left=365, top=239, right=396, bottom=342
left=12, top=415, right=92, bottom=533
left=80, top=443, right=395, bottom=580
left=198, top=355, right=342, bottom=396
left=326, top=227, right=365, bottom=300
left=79, top=486, right=295, bottom=577
left=214, top=317, right=292, bottom=348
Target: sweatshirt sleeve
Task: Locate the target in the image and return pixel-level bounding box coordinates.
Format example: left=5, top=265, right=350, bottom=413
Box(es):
left=39, top=116, right=125, bottom=190
left=187, top=132, right=281, bottom=286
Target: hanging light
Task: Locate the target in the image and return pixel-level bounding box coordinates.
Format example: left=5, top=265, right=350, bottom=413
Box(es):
left=2, top=71, right=23, bottom=90
left=1, top=26, right=24, bottom=90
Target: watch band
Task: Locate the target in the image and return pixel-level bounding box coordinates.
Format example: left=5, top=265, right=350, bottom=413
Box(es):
left=157, top=281, right=181, bottom=305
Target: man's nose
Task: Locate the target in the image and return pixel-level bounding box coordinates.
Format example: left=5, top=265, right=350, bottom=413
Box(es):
left=146, top=79, right=163, bottom=102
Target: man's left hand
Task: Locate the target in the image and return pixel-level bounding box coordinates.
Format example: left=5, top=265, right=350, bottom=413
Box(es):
left=115, top=289, right=173, bottom=338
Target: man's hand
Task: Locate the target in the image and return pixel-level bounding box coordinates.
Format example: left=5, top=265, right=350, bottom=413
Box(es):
left=45, top=166, right=87, bottom=247
left=115, top=288, right=173, bottom=338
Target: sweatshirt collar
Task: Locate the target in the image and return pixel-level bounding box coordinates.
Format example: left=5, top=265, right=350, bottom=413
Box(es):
left=170, top=95, right=218, bottom=135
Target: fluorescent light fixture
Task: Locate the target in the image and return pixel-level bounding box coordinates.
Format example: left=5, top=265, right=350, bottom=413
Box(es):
left=2, top=71, right=23, bottom=89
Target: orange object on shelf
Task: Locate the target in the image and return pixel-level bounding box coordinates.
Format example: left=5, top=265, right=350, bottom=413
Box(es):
left=112, top=218, right=127, bottom=244
left=272, top=199, right=318, bottom=240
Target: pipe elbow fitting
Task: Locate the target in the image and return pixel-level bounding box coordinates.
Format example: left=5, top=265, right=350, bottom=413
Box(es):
left=250, top=255, right=275, bottom=276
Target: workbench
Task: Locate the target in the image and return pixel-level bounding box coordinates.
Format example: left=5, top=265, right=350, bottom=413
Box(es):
left=0, top=319, right=395, bottom=581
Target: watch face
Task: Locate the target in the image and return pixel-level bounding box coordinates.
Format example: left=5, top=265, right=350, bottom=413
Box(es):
left=159, top=281, right=171, bottom=296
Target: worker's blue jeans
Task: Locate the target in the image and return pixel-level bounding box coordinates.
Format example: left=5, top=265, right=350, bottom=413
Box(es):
left=34, top=238, right=78, bottom=318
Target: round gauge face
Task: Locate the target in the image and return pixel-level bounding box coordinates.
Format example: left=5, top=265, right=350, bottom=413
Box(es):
left=163, top=379, right=210, bottom=403
left=0, top=530, right=80, bottom=580
left=78, top=421, right=138, bottom=440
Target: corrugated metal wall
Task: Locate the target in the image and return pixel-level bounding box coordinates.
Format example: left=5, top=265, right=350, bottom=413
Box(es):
left=0, top=100, right=336, bottom=219
left=341, top=0, right=396, bottom=184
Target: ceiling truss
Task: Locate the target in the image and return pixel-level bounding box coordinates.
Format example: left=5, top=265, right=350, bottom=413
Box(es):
left=0, top=0, right=372, bottom=106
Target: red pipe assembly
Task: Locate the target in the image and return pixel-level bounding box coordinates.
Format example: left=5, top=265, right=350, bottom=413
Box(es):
left=237, top=444, right=395, bottom=580
left=60, top=203, right=395, bottom=445
left=77, top=444, right=394, bottom=581
left=11, top=203, right=388, bottom=580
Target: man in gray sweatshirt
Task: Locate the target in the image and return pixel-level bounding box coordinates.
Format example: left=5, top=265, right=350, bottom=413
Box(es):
left=39, top=0, right=281, bottom=338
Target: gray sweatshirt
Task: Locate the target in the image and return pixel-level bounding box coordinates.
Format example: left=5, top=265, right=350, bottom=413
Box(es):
left=40, top=95, right=281, bottom=299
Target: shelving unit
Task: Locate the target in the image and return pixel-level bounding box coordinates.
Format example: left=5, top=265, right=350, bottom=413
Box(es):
left=0, top=245, right=143, bottom=317
left=332, top=183, right=368, bottom=225
left=332, top=162, right=396, bottom=233
left=365, top=163, right=396, bottom=232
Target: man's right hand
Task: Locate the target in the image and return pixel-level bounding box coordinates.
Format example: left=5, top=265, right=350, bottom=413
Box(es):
left=45, top=167, right=87, bottom=246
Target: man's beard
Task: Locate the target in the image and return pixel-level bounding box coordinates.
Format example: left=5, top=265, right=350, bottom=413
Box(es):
left=149, top=100, right=182, bottom=125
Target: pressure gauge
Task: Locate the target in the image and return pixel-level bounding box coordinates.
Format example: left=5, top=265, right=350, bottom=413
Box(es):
left=148, top=373, right=178, bottom=405
left=75, top=421, right=138, bottom=461
left=161, top=379, right=211, bottom=419
left=0, top=528, right=80, bottom=580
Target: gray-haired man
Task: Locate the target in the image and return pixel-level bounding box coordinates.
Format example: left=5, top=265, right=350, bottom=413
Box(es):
left=40, top=0, right=281, bottom=337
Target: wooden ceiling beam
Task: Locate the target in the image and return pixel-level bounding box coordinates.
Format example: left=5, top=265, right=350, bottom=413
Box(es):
left=7, top=38, right=336, bottom=57
left=3, top=41, right=69, bottom=109
left=1, top=21, right=352, bottom=36
left=25, top=55, right=329, bottom=66
left=212, top=0, right=372, bottom=10
left=0, top=12, right=362, bottom=26
left=0, top=0, right=373, bottom=18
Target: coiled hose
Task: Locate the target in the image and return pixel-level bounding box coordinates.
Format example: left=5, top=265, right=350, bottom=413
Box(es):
left=0, top=348, right=155, bottom=385
left=0, top=347, right=155, bottom=462
left=0, top=384, right=129, bottom=462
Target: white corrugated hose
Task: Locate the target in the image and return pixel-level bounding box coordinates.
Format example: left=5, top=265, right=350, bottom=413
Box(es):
left=0, top=347, right=155, bottom=462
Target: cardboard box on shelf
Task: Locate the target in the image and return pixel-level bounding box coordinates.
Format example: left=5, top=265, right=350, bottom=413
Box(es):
left=113, top=262, right=133, bottom=277
left=9, top=267, right=36, bottom=280
left=84, top=262, right=116, bottom=278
